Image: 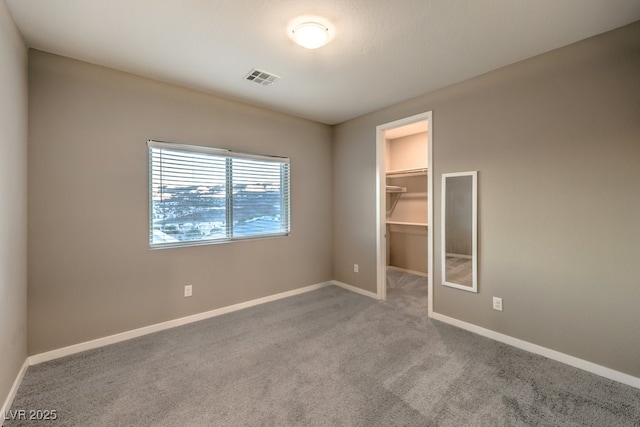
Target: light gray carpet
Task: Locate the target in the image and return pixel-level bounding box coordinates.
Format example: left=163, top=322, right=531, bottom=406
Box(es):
left=6, top=272, right=640, bottom=426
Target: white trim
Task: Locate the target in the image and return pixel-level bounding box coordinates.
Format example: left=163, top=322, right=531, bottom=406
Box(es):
left=29, top=282, right=332, bottom=365
left=1, top=359, right=29, bottom=423
left=386, top=266, right=428, bottom=278
left=427, top=115, right=433, bottom=317
left=432, top=312, right=640, bottom=390
left=376, top=111, right=433, bottom=309
left=375, top=123, right=387, bottom=301
left=147, top=140, right=289, bottom=163
left=331, top=280, right=380, bottom=300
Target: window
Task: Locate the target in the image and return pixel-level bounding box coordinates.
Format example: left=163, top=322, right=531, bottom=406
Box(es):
left=148, top=140, right=290, bottom=249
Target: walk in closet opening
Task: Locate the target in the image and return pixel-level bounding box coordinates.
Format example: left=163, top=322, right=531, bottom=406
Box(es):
left=376, top=112, right=433, bottom=316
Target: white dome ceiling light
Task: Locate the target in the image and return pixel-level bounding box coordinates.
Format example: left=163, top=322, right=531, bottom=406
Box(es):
left=288, top=16, right=335, bottom=49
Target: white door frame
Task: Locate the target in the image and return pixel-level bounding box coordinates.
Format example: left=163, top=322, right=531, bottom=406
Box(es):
left=375, top=111, right=434, bottom=317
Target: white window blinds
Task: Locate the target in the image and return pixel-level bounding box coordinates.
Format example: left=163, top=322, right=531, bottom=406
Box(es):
left=148, top=140, right=290, bottom=248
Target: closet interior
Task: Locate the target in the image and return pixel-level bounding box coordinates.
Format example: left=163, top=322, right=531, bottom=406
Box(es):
left=385, top=127, right=428, bottom=278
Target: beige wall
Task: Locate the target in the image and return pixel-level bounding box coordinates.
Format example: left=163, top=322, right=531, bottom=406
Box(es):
left=333, top=21, right=640, bottom=376
left=387, top=132, right=428, bottom=171
left=386, top=176, right=428, bottom=223
left=28, top=50, right=333, bottom=354
left=388, top=225, right=428, bottom=274
left=386, top=151, right=428, bottom=274
left=0, top=0, right=28, bottom=409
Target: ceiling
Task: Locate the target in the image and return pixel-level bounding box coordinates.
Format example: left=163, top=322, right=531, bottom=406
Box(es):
left=6, top=1, right=640, bottom=125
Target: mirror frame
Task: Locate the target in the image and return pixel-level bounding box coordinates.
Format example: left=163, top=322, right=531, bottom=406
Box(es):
left=441, top=171, right=477, bottom=292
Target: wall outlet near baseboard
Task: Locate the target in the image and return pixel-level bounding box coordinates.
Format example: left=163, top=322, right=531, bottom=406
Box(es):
left=492, top=297, right=503, bottom=311
left=184, top=285, right=193, bottom=297
left=353, top=264, right=359, bottom=273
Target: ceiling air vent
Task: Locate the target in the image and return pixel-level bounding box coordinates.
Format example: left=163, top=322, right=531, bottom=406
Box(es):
left=245, top=68, right=280, bottom=86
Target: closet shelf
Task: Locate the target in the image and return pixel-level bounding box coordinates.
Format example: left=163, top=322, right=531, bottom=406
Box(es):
left=385, top=185, right=407, bottom=193
left=386, top=221, right=428, bottom=227
left=386, top=167, right=428, bottom=178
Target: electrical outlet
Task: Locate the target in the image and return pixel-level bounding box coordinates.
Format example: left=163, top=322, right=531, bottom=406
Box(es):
left=184, top=285, right=193, bottom=297
left=492, top=297, right=503, bottom=311
left=354, top=264, right=359, bottom=273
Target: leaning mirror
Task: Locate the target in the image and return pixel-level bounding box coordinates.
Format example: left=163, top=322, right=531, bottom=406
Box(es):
left=441, top=171, right=477, bottom=292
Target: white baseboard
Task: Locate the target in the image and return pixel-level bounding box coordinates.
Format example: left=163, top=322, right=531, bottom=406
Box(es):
left=331, top=280, right=380, bottom=300
left=386, top=266, right=428, bottom=278
left=431, top=312, right=640, bottom=390
left=1, top=359, right=29, bottom=425
left=29, top=281, right=332, bottom=366
left=445, top=253, right=472, bottom=259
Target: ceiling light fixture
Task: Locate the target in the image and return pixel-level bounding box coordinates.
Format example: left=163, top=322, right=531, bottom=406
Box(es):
left=288, top=16, right=334, bottom=49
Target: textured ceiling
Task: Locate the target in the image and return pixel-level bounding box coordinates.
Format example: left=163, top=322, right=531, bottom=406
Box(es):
left=6, top=0, right=640, bottom=124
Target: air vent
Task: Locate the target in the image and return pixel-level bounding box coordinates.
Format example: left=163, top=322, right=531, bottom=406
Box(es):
left=245, top=68, right=280, bottom=86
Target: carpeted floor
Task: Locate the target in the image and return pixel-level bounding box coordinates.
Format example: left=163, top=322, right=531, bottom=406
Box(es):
left=6, top=272, right=640, bottom=426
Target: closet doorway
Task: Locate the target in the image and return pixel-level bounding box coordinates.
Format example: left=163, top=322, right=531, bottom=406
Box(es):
left=376, top=112, right=433, bottom=316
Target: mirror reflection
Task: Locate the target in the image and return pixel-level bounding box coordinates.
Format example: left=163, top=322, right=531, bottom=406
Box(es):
left=442, top=171, right=477, bottom=292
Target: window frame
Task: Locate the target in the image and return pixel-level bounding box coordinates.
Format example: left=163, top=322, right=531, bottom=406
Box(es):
left=148, top=140, right=290, bottom=249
